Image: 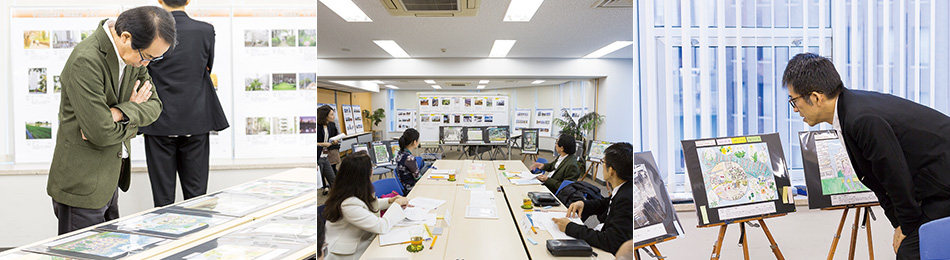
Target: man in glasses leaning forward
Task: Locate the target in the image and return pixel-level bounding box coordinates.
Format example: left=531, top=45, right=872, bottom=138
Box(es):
left=47, top=6, right=175, bottom=235
left=783, top=53, right=950, bottom=260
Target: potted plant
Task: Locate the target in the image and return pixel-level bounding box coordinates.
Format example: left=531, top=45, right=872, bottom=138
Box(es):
left=554, top=109, right=605, bottom=171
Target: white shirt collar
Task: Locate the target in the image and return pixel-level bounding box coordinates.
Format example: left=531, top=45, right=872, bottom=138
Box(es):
left=832, top=98, right=842, bottom=132
left=611, top=181, right=625, bottom=198
left=102, top=19, right=127, bottom=69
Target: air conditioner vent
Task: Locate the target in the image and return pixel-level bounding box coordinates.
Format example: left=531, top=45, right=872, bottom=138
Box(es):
left=447, top=83, right=468, bottom=87
left=593, top=0, right=632, bottom=8
left=382, top=0, right=479, bottom=17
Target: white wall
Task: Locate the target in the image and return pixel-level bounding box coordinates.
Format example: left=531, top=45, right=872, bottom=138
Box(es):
left=0, top=167, right=301, bottom=247
left=0, top=0, right=317, bottom=162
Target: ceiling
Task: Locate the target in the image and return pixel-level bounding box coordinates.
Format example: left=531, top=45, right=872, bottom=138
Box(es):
left=317, top=77, right=580, bottom=91
left=317, top=0, right=634, bottom=59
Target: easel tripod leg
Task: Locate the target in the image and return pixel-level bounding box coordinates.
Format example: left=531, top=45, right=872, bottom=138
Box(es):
left=758, top=219, right=785, bottom=260
left=650, top=245, right=663, bottom=258
left=865, top=207, right=874, bottom=260
left=741, top=223, right=750, bottom=260
left=711, top=225, right=728, bottom=260
left=828, top=207, right=850, bottom=260
left=849, top=208, right=860, bottom=260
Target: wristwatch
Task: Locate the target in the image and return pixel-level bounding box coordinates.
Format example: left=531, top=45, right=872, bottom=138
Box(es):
left=120, top=113, right=130, bottom=125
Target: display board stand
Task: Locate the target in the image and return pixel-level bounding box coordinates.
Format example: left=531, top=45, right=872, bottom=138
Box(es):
left=701, top=214, right=786, bottom=260
left=521, top=153, right=538, bottom=164
left=579, top=160, right=601, bottom=182
left=822, top=203, right=879, bottom=260
left=634, top=236, right=674, bottom=260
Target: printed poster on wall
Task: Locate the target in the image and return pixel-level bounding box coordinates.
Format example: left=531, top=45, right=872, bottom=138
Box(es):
left=351, top=105, right=364, bottom=133
left=535, top=109, right=555, bottom=137
left=513, top=109, right=531, bottom=136
left=232, top=7, right=317, bottom=159
left=340, top=105, right=354, bottom=135
left=395, top=109, right=417, bottom=132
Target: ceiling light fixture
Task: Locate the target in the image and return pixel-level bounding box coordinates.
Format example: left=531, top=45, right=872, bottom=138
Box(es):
left=503, top=0, right=544, bottom=22
left=385, top=85, right=399, bottom=89
left=319, top=0, right=372, bottom=22
left=373, top=40, right=411, bottom=58
left=425, top=80, right=437, bottom=84
left=431, top=85, right=442, bottom=89
left=477, top=85, right=486, bottom=89
left=583, top=41, right=634, bottom=59
left=479, top=80, right=490, bottom=84
left=489, top=40, right=517, bottom=58
left=531, top=80, right=545, bottom=84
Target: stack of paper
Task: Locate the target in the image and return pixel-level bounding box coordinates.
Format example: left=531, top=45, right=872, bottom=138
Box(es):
left=428, top=169, right=454, bottom=179
left=469, top=190, right=495, bottom=206
left=464, top=205, right=498, bottom=219
left=378, top=225, right=432, bottom=246
left=532, top=212, right=583, bottom=239
left=396, top=208, right=437, bottom=227
left=408, top=197, right=446, bottom=211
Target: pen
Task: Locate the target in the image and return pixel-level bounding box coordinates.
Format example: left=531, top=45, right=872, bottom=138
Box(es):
left=424, top=224, right=433, bottom=237
left=429, top=235, right=438, bottom=249
left=526, top=214, right=538, bottom=234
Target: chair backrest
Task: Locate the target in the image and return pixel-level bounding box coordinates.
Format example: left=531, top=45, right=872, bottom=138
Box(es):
left=920, top=216, right=950, bottom=259
left=416, top=156, right=424, bottom=170
left=532, top=158, right=550, bottom=174
left=372, top=178, right=403, bottom=197
left=557, top=180, right=575, bottom=195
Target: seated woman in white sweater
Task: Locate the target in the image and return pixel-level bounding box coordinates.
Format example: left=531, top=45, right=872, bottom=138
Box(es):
left=324, top=151, right=409, bottom=260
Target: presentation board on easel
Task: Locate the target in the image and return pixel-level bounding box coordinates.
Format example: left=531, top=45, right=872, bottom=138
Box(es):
left=681, top=133, right=797, bottom=226
left=798, top=130, right=877, bottom=209
left=635, top=151, right=684, bottom=248
left=416, top=93, right=509, bottom=142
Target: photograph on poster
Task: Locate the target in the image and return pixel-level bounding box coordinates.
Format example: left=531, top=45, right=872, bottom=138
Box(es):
left=298, top=29, right=315, bottom=47
left=343, top=106, right=352, bottom=115
left=23, top=30, right=50, bottom=49
left=298, top=73, right=316, bottom=90
left=474, top=115, right=483, bottom=123
left=441, top=99, right=450, bottom=106
left=79, top=30, right=94, bottom=41
left=432, top=97, right=440, bottom=107
left=453, top=114, right=461, bottom=123
left=272, top=73, right=296, bottom=91
left=463, top=115, right=472, bottom=123
left=443, top=115, right=450, bottom=123
left=271, top=29, right=296, bottom=47
left=441, top=126, right=463, bottom=143
left=420, top=98, right=429, bottom=106
left=28, top=68, right=47, bottom=94
left=464, top=98, right=471, bottom=107
left=474, top=99, right=483, bottom=106
left=299, top=116, right=315, bottom=134
left=421, top=116, right=430, bottom=123
left=53, top=75, right=61, bottom=93
left=25, top=121, right=52, bottom=140
left=430, top=115, right=440, bottom=122
left=246, top=117, right=271, bottom=135
left=52, top=30, right=79, bottom=49
left=487, top=127, right=508, bottom=143
left=485, top=116, right=493, bottom=123
left=244, top=30, right=269, bottom=47
left=245, top=74, right=270, bottom=91
left=496, top=99, right=505, bottom=106
left=273, top=117, right=296, bottom=135
left=486, top=98, right=492, bottom=107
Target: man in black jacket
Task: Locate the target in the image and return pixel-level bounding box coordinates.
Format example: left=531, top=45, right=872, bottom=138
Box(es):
left=141, top=0, right=229, bottom=207
left=783, top=53, right=950, bottom=259
left=553, top=142, right=633, bottom=255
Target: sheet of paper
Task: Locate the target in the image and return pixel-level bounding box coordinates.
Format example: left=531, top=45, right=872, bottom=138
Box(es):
left=512, top=178, right=542, bottom=185
left=534, top=212, right=582, bottom=239
left=469, top=190, right=495, bottom=206
left=463, top=183, right=486, bottom=190
left=396, top=213, right=437, bottom=227
left=464, top=205, right=498, bottom=219
left=378, top=225, right=432, bottom=246
left=408, top=197, right=446, bottom=211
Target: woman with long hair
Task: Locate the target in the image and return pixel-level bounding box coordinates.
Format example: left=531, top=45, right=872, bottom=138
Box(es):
left=318, top=105, right=341, bottom=192
left=394, top=128, right=421, bottom=194
left=324, top=151, right=408, bottom=260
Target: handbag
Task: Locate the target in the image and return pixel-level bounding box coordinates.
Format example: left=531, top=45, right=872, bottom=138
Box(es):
left=528, top=191, right=560, bottom=207
left=545, top=239, right=593, bottom=256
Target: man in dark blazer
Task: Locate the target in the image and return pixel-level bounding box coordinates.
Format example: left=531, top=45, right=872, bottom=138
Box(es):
left=553, top=142, right=633, bottom=255
left=783, top=53, right=950, bottom=259
left=48, top=6, right=173, bottom=235
left=530, top=134, right=583, bottom=194
left=141, top=0, right=229, bottom=207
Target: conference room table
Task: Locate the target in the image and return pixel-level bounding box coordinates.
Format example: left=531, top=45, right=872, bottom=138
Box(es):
left=0, top=168, right=318, bottom=260
left=359, top=160, right=612, bottom=260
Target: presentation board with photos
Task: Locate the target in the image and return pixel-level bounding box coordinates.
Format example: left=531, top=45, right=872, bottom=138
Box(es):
left=798, top=130, right=877, bottom=209
left=513, top=109, right=531, bottom=136
left=417, top=93, right=509, bottom=142
left=486, top=126, right=510, bottom=144
left=231, top=7, right=316, bottom=159
left=440, top=126, right=464, bottom=144
left=340, top=104, right=355, bottom=135
left=367, top=141, right=394, bottom=166
left=588, top=141, right=612, bottom=162
left=462, top=127, right=485, bottom=144
left=635, top=151, right=684, bottom=247
left=351, top=105, right=365, bottom=134
left=535, top=109, right=555, bottom=137
left=681, top=133, right=796, bottom=226
left=521, top=128, right=540, bottom=154
left=395, top=109, right=417, bottom=132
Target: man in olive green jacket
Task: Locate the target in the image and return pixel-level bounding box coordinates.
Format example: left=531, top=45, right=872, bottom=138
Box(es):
left=530, top=134, right=583, bottom=194
left=48, top=6, right=175, bottom=235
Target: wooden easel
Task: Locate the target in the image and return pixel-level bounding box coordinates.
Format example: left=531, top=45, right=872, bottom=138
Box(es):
left=702, top=214, right=787, bottom=260
left=822, top=203, right=879, bottom=260
left=579, top=160, right=602, bottom=182
left=634, top=236, right=676, bottom=260
left=521, top=153, right=538, bottom=163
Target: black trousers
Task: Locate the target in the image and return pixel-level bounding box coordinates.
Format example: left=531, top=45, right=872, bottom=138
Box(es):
left=897, top=213, right=933, bottom=260
left=52, top=189, right=119, bottom=235
left=318, top=157, right=336, bottom=188
left=145, top=134, right=210, bottom=207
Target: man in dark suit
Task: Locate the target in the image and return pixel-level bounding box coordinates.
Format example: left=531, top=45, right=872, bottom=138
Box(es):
left=140, top=0, right=229, bottom=207
left=49, top=6, right=172, bottom=235
left=552, top=142, right=633, bottom=255
left=783, top=53, right=950, bottom=259
left=530, top=134, right=583, bottom=194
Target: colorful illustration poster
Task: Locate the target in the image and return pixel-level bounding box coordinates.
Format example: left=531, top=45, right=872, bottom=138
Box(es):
left=47, top=232, right=164, bottom=258
left=799, top=130, right=877, bottom=209
left=228, top=180, right=315, bottom=198
left=588, top=141, right=612, bottom=162
left=121, top=213, right=214, bottom=235
left=697, top=142, right=777, bottom=208
left=535, top=109, right=554, bottom=137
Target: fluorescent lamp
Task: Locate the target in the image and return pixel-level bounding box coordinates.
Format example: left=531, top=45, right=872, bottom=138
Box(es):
left=425, top=80, right=437, bottom=84
left=489, top=40, right=517, bottom=58
left=583, top=41, right=634, bottom=59
left=431, top=85, right=442, bottom=89
left=503, top=0, right=544, bottom=22
left=373, top=40, right=411, bottom=58
left=385, top=85, right=399, bottom=89
left=477, top=85, right=486, bottom=89
left=479, top=80, right=490, bottom=84
left=531, top=80, right=545, bottom=84
left=319, top=0, right=372, bottom=22
left=370, top=80, right=385, bottom=84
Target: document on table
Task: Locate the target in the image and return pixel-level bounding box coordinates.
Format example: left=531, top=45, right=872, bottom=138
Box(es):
left=512, top=178, right=542, bottom=185
left=469, top=190, right=495, bottom=206
left=408, top=197, right=446, bottom=211
left=378, top=225, right=432, bottom=246
left=428, top=169, right=454, bottom=179
left=464, top=205, right=498, bottom=219
left=533, top=212, right=583, bottom=239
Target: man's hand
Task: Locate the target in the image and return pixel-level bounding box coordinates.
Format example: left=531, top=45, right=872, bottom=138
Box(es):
left=129, top=80, right=152, bottom=104
left=537, top=175, right=549, bottom=182
left=893, top=226, right=906, bottom=253
left=566, top=201, right=585, bottom=218
left=529, top=162, right=543, bottom=171
left=552, top=218, right=571, bottom=232
left=110, top=107, right=123, bottom=122
left=81, top=129, right=87, bottom=140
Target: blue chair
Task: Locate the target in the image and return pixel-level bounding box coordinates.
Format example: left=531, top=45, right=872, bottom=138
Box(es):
left=416, top=156, right=424, bottom=171
left=373, top=178, right=403, bottom=197
left=920, top=216, right=950, bottom=259
left=532, top=158, right=549, bottom=174
left=556, top=180, right=575, bottom=196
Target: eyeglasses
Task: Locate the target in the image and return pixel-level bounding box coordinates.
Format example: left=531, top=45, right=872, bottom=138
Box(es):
left=138, top=49, right=164, bottom=62
left=787, top=95, right=804, bottom=109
